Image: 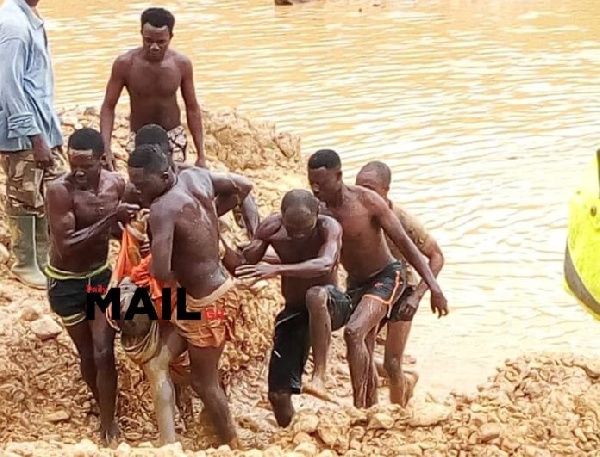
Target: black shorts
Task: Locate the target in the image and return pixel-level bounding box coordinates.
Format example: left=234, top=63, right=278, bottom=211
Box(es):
left=346, top=260, right=408, bottom=320
left=47, top=268, right=112, bottom=328
left=386, top=285, right=418, bottom=324
left=267, top=284, right=355, bottom=394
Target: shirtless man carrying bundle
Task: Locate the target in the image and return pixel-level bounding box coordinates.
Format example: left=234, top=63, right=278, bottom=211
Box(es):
left=101, top=7, right=206, bottom=168
left=44, top=128, right=138, bottom=444
left=307, top=149, right=449, bottom=408
left=236, top=189, right=349, bottom=426
left=127, top=144, right=256, bottom=448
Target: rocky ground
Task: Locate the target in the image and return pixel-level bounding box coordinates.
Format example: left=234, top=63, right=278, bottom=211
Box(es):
left=1, top=108, right=599, bottom=457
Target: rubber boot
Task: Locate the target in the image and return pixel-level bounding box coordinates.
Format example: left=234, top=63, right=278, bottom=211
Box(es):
left=35, top=215, right=50, bottom=272
left=8, top=215, right=47, bottom=290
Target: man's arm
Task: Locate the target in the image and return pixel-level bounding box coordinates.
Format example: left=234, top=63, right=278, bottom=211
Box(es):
left=148, top=204, right=176, bottom=282
left=45, top=182, right=135, bottom=254
left=0, top=32, right=53, bottom=168
left=411, top=237, right=444, bottom=302
left=110, top=174, right=128, bottom=239
left=100, top=57, right=127, bottom=170
left=274, top=216, right=341, bottom=278
left=394, top=207, right=445, bottom=302
left=237, top=216, right=342, bottom=280
left=240, top=215, right=280, bottom=265
left=210, top=171, right=254, bottom=218
left=180, top=56, right=205, bottom=167
left=364, top=189, right=443, bottom=295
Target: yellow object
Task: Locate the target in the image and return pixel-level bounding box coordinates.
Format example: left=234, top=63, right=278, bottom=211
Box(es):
left=564, top=150, right=600, bottom=320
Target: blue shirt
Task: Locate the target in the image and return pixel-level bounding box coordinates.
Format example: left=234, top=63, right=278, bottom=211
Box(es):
left=0, top=0, right=62, bottom=151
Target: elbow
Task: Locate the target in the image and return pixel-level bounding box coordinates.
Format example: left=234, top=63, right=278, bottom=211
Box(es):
left=240, top=180, right=253, bottom=200
left=431, top=250, right=444, bottom=274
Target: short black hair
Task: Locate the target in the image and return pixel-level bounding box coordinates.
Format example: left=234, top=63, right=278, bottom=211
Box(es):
left=68, top=128, right=104, bottom=159
left=281, top=189, right=319, bottom=215
left=141, top=7, right=175, bottom=35
left=308, top=149, right=341, bottom=170
left=128, top=144, right=169, bottom=174
left=135, top=124, right=169, bottom=151
left=360, top=160, right=392, bottom=188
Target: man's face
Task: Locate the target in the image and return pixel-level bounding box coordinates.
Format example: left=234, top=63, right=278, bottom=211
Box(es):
left=68, top=150, right=101, bottom=190
left=128, top=167, right=168, bottom=208
left=355, top=170, right=387, bottom=199
left=308, top=167, right=342, bottom=205
left=141, top=24, right=171, bottom=61
left=282, top=210, right=317, bottom=240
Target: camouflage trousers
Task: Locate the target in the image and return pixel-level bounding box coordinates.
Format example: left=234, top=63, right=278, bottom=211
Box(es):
left=0, top=148, right=69, bottom=217
left=127, top=125, right=188, bottom=164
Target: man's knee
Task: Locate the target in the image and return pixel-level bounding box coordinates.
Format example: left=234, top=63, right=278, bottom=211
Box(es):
left=93, top=346, right=116, bottom=369
left=305, top=286, right=328, bottom=312
left=344, top=323, right=366, bottom=347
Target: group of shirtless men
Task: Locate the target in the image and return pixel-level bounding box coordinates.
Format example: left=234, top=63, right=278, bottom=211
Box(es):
left=40, top=7, right=448, bottom=451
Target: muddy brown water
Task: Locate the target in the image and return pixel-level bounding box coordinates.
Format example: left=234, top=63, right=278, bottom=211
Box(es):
left=40, top=0, right=600, bottom=396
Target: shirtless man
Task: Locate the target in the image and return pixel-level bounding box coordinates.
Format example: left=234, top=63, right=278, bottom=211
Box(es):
left=306, top=149, right=449, bottom=408
left=44, top=128, right=139, bottom=444
left=356, top=161, right=445, bottom=406
left=235, top=189, right=348, bottom=426
left=100, top=7, right=206, bottom=169
left=127, top=144, right=255, bottom=449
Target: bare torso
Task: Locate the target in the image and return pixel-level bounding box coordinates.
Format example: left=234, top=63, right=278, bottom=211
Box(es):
left=267, top=215, right=338, bottom=306
left=150, top=168, right=227, bottom=298
left=48, top=171, right=124, bottom=272
left=120, top=48, right=183, bottom=132
left=321, top=186, right=395, bottom=285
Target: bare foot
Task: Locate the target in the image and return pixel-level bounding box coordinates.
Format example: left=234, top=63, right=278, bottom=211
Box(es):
left=229, top=437, right=241, bottom=450
left=401, top=371, right=419, bottom=407
left=101, top=419, right=120, bottom=447
left=302, top=378, right=333, bottom=402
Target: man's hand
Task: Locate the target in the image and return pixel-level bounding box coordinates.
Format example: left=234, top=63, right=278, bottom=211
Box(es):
left=140, top=239, right=151, bottom=257
left=31, top=137, right=54, bottom=170
left=235, top=264, right=280, bottom=281
left=103, top=148, right=116, bottom=171
left=116, top=203, right=140, bottom=223
left=430, top=289, right=449, bottom=318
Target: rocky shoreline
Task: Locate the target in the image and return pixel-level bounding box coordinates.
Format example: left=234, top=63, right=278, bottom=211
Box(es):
left=0, top=108, right=599, bottom=457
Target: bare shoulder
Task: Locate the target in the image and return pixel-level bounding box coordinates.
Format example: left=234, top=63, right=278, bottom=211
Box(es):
left=350, top=184, right=386, bottom=212
left=172, top=49, right=193, bottom=70
left=113, top=49, right=137, bottom=70
left=46, top=176, right=72, bottom=206
left=317, top=214, right=342, bottom=234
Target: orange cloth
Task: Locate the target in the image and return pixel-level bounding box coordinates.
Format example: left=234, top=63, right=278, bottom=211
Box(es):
left=114, top=223, right=189, bottom=380
left=171, top=277, right=240, bottom=348
left=114, top=225, right=177, bottom=319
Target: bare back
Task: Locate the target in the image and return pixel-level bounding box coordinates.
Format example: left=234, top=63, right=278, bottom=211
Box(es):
left=267, top=215, right=339, bottom=305
left=149, top=168, right=226, bottom=298
left=118, top=48, right=184, bottom=131
left=322, top=185, right=395, bottom=284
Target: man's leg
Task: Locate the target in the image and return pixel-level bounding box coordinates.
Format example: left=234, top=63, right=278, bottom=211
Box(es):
left=344, top=297, right=388, bottom=408
left=187, top=344, right=238, bottom=449
left=267, top=308, right=310, bottom=426
left=303, top=286, right=332, bottom=400
left=365, top=327, right=379, bottom=407
left=90, top=308, right=119, bottom=445
left=65, top=320, right=100, bottom=403
left=143, top=328, right=188, bottom=445
left=1, top=150, right=46, bottom=288
left=382, top=287, right=420, bottom=406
